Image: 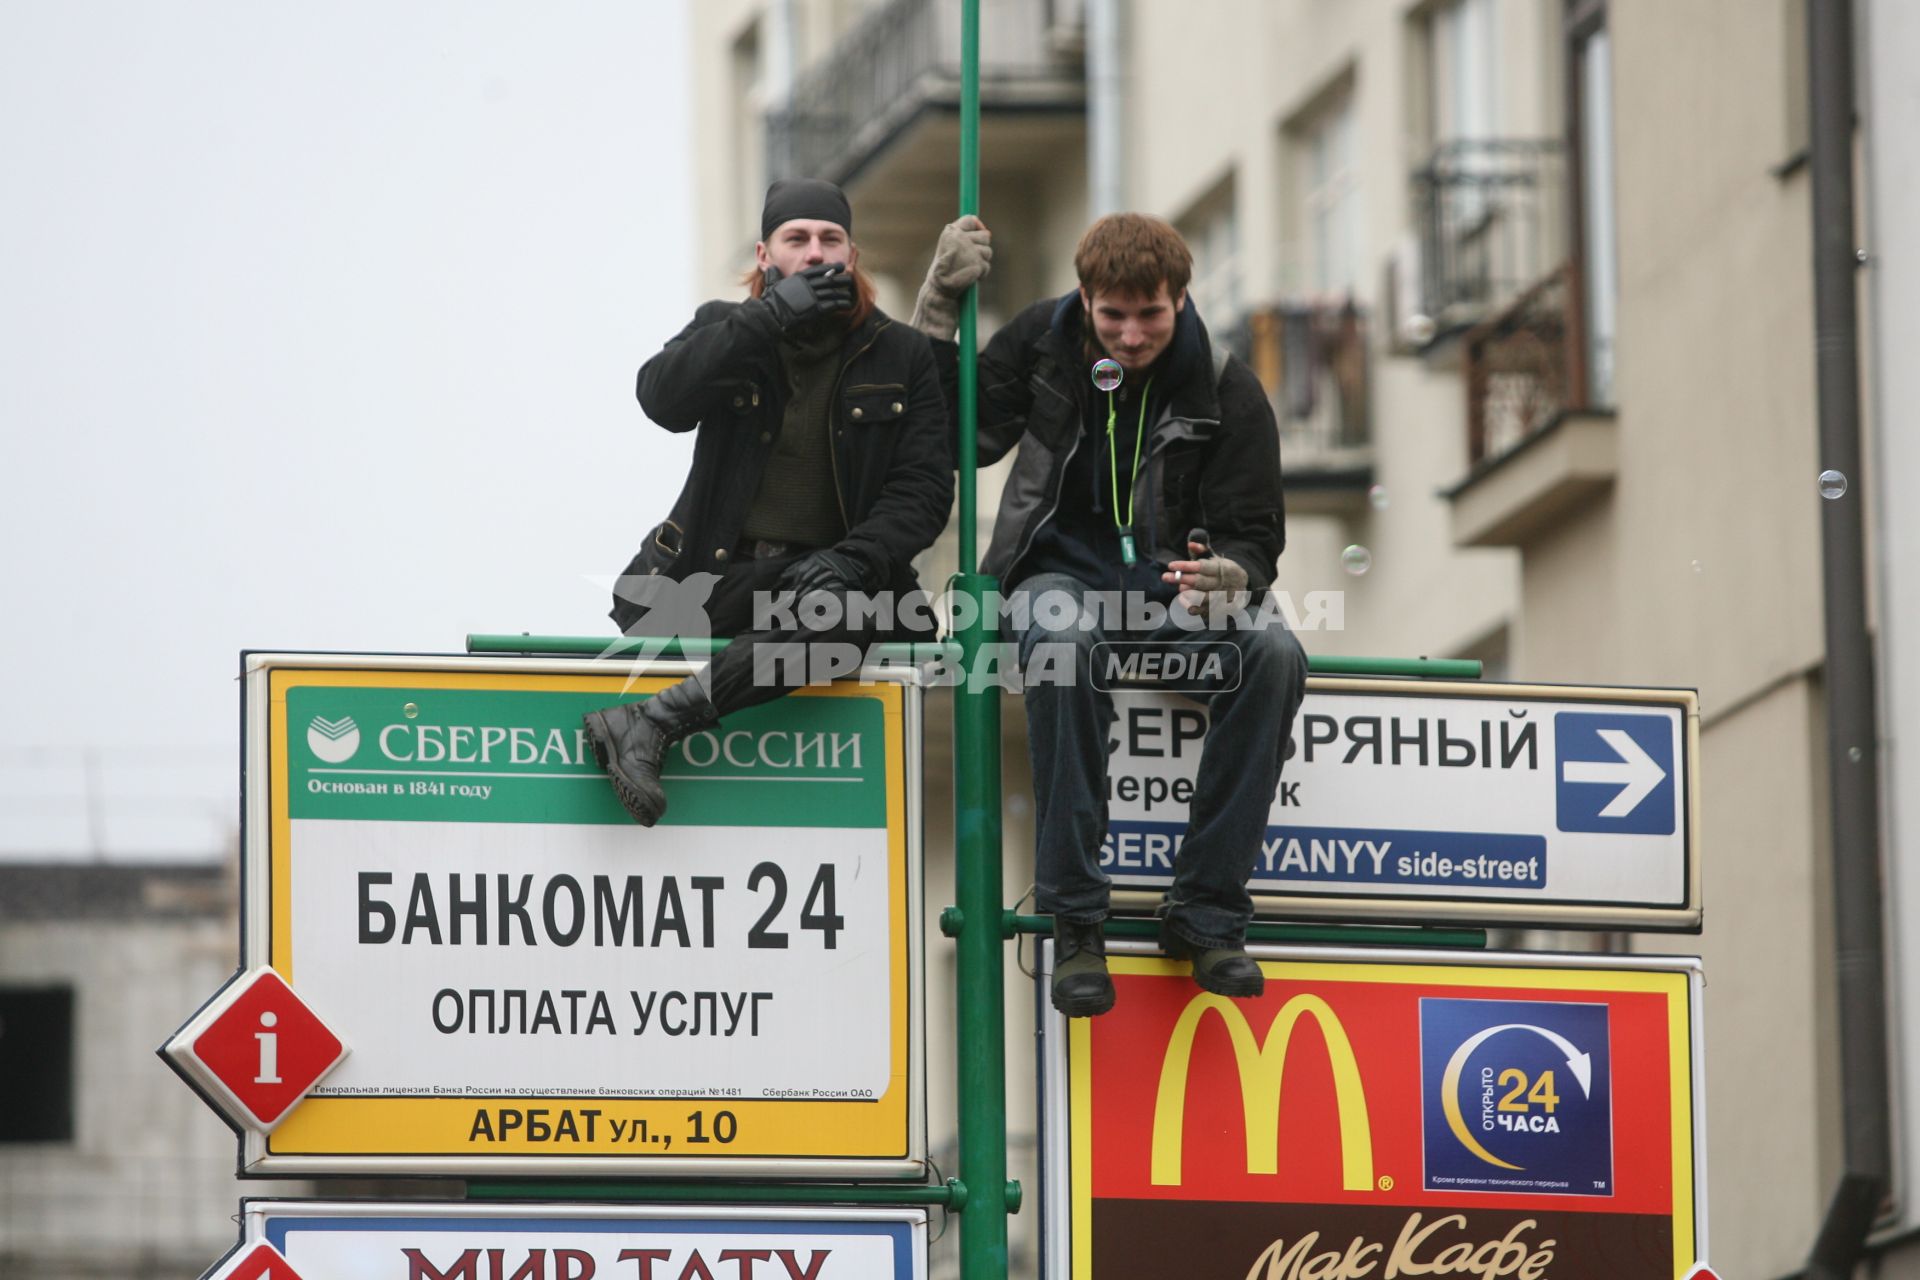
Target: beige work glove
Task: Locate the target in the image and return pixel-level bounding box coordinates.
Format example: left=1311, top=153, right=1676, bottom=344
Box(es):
left=910, top=215, right=993, bottom=341
left=1164, top=538, right=1251, bottom=617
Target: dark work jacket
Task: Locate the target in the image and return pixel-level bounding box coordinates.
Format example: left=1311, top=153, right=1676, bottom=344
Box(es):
left=935, top=291, right=1286, bottom=594
left=614, top=300, right=954, bottom=627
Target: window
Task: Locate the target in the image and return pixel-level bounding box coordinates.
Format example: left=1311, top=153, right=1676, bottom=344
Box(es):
left=0, top=985, right=75, bottom=1143
left=1409, top=0, right=1555, bottom=325
left=1426, top=0, right=1498, bottom=150
left=1290, top=84, right=1362, bottom=299
left=731, top=18, right=766, bottom=247
left=1568, top=0, right=1617, bottom=406
left=1178, top=174, right=1242, bottom=329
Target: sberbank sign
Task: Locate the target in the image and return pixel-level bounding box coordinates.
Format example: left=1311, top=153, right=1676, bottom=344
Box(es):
left=285, top=685, right=886, bottom=829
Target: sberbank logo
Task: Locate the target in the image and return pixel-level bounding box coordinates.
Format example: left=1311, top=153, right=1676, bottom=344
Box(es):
left=307, top=715, right=361, bottom=764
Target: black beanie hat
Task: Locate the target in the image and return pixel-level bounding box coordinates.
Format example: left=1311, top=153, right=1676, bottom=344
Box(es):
left=761, top=179, right=853, bottom=241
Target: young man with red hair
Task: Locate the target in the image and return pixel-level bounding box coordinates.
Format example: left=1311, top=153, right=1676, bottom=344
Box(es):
left=916, top=212, right=1306, bottom=1016
left=586, top=180, right=952, bottom=828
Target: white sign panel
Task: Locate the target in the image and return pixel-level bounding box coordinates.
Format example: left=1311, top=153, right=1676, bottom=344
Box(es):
left=1103, top=679, right=1700, bottom=929
left=205, top=1201, right=926, bottom=1280
left=235, top=653, right=924, bottom=1178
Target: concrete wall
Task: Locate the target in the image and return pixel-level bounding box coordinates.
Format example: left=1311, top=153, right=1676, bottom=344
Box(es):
left=1866, top=0, right=1920, bottom=1268
left=0, top=874, right=311, bottom=1279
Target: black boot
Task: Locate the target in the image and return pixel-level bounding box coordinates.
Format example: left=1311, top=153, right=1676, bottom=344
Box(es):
left=582, top=679, right=719, bottom=827
left=1159, top=917, right=1265, bottom=998
left=1051, top=917, right=1116, bottom=1017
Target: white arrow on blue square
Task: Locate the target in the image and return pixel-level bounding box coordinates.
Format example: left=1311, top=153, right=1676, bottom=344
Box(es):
left=1554, top=711, right=1677, bottom=835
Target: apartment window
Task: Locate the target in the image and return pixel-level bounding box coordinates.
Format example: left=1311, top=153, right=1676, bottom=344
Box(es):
left=1568, top=0, right=1617, bottom=406
left=1427, top=0, right=1498, bottom=149
left=1409, top=0, right=1563, bottom=329
left=0, top=985, right=75, bottom=1143
left=731, top=18, right=766, bottom=248
left=1291, top=85, right=1362, bottom=299
left=1178, top=175, right=1242, bottom=329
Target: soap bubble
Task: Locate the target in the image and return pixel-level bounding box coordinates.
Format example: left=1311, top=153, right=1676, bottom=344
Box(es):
left=1819, top=469, right=1849, bottom=499
left=1341, top=545, right=1373, bottom=576
left=1368, top=484, right=1390, bottom=510
left=1091, top=358, right=1123, bottom=392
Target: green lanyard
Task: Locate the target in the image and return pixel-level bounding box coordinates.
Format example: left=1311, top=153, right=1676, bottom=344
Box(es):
left=1106, top=376, right=1153, bottom=566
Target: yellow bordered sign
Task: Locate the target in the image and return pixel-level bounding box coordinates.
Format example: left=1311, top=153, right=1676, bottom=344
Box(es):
left=1043, top=944, right=1708, bottom=1279
left=232, top=652, right=925, bottom=1178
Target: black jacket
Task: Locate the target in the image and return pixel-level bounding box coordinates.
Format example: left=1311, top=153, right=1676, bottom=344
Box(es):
left=942, top=292, right=1285, bottom=594
left=617, top=301, right=954, bottom=614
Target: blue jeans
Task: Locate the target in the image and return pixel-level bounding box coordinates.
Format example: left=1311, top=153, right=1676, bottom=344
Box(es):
left=1012, top=573, right=1307, bottom=949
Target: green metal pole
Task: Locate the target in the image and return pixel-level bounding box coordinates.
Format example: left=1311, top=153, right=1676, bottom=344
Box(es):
left=952, top=1, right=1009, bottom=1277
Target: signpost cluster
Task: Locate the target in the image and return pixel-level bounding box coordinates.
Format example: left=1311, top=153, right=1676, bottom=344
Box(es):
left=160, top=6, right=1716, bottom=1277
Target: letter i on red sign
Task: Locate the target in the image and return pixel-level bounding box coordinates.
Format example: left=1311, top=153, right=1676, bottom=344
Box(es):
left=159, top=966, right=349, bottom=1133
left=255, top=1012, right=281, bottom=1084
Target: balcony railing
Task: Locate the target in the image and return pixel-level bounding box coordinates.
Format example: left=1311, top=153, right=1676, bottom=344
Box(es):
left=1223, top=301, right=1371, bottom=463
left=1410, top=139, right=1566, bottom=334
left=766, top=0, right=1083, bottom=185
left=1463, top=263, right=1584, bottom=464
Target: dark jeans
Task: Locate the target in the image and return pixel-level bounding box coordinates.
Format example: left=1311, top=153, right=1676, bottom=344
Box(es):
left=1012, top=572, right=1307, bottom=950
left=649, top=553, right=933, bottom=717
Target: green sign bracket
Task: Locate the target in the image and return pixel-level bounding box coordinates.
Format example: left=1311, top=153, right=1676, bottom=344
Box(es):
left=935, top=908, right=1487, bottom=951
left=465, top=1179, right=970, bottom=1210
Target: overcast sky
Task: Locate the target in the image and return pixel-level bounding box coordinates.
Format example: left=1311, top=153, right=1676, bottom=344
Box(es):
left=0, top=2, right=696, bottom=858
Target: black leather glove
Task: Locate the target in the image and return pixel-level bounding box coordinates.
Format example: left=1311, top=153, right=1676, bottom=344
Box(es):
left=778, top=548, right=869, bottom=598
left=761, top=263, right=855, bottom=332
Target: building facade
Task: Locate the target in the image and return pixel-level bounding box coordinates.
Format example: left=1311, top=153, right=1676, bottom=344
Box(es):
left=0, top=864, right=314, bottom=1279
left=682, top=2, right=1915, bottom=1276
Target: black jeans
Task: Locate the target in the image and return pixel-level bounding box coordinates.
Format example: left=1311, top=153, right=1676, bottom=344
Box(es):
left=1012, top=572, right=1307, bottom=949
left=686, top=554, right=935, bottom=716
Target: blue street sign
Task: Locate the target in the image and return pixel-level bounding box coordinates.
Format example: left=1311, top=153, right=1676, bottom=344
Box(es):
left=1555, top=711, right=1678, bottom=835
left=1098, top=680, right=1700, bottom=930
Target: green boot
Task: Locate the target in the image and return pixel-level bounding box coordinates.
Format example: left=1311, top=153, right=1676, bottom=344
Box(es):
left=1051, top=917, right=1116, bottom=1017
left=1159, top=919, right=1265, bottom=998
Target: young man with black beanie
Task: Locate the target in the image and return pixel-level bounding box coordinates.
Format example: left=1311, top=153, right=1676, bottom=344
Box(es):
left=913, top=212, right=1307, bottom=1017
left=585, top=179, right=952, bottom=828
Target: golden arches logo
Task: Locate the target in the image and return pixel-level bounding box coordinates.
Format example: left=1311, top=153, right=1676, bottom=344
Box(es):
left=1149, top=992, right=1374, bottom=1190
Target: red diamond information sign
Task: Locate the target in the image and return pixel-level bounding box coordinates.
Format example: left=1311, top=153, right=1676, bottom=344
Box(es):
left=1684, top=1267, right=1722, bottom=1280
left=161, top=967, right=348, bottom=1132
left=202, top=1241, right=307, bottom=1280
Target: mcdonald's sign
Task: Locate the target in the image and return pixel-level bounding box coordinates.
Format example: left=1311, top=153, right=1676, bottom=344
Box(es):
left=1149, top=993, right=1374, bottom=1191
left=1048, top=948, right=1707, bottom=1280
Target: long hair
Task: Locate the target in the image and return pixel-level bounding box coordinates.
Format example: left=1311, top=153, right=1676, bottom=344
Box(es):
left=739, top=248, right=879, bottom=329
